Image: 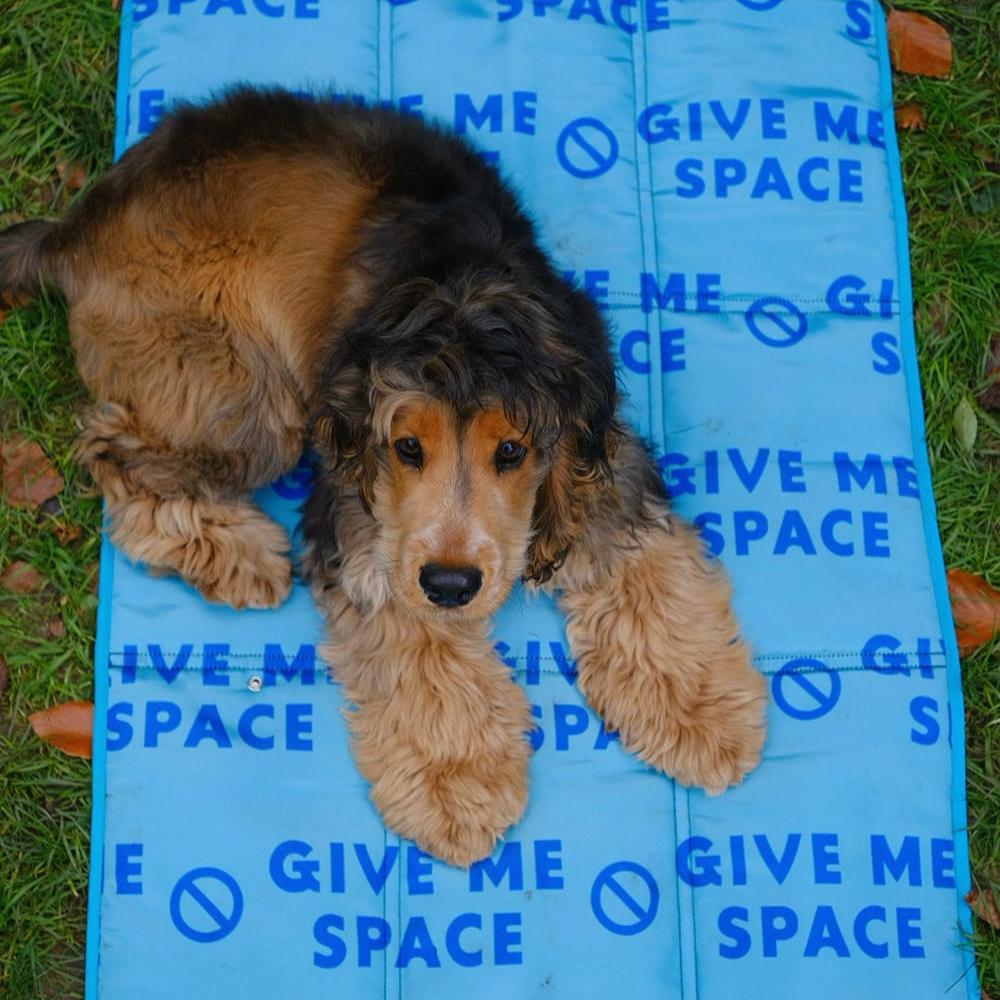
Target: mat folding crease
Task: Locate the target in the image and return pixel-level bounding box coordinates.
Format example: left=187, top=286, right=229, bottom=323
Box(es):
left=85, top=1, right=977, bottom=997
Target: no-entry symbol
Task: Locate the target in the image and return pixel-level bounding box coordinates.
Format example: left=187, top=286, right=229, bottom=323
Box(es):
left=744, top=296, right=808, bottom=348
left=557, top=117, right=620, bottom=179
left=169, top=866, right=244, bottom=943
left=772, top=657, right=842, bottom=720
left=590, top=861, right=660, bottom=936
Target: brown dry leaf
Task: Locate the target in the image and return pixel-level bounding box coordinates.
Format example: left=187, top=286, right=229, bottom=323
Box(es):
left=895, top=102, right=927, bottom=130
left=887, top=10, right=952, bottom=78
left=1, top=560, right=44, bottom=593
left=50, top=519, right=82, bottom=545
left=948, top=570, right=1000, bottom=653
left=46, top=619, right=65, bottom=639
left=966, top=888, right=1000, bottom=930
left=979, top=332, right=1000, bottom=412
left=55, top=157, right=87, bottom=191
left=1, top=436, right=64, bottom=509
left=28, top=701, right=93, bottom=759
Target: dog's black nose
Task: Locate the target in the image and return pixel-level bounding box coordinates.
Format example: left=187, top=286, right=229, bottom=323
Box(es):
left=419, top=564, right=482, bottom=608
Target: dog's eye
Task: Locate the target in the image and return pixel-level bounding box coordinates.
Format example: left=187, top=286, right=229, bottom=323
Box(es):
left=394, top=437, right=423, bottom=467
left=495, top=440, right=527, bottom=471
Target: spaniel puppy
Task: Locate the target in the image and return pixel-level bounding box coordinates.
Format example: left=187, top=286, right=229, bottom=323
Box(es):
left=1, top=88, right=767, bottom=866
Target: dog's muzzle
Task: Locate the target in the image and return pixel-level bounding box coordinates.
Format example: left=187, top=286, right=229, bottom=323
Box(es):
left=419, top=564, right=482, bottom=608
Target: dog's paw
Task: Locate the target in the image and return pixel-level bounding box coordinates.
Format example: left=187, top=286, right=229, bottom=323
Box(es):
left=368, top=745, right=530, bottom=868
left=184, top=508, right=293, bottom=610
left=198, top=552, right=293, bottom=610
left=632, top=677, right=768, bottom=794
left=580, top=642, right=768, bottom=794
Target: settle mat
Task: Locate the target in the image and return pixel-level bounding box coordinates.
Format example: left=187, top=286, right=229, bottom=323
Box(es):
left=85, top=2, right=977, bottom=997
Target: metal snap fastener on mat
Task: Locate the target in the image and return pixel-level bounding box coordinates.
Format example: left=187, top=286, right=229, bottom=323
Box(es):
left=247, top=675, right=262, bottom=692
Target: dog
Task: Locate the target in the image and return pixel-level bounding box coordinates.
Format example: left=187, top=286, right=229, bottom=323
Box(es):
left=0, top=88, right=767, bottom=866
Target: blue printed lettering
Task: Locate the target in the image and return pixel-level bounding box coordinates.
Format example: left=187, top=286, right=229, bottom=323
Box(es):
left=271, top=840, right=321, bottom=893
left=871, top=835, right=921, bottom=886
left=115, top=843, right=143, bottom=895
left=264, top=643, right=315, bottom=685
left=396, top=917, right=441, bottom=969
left=803, top=906, right=850, bottom=957
left=871, top=331, right=901, bottom=374
left=910, top=696, right=940, bottom=745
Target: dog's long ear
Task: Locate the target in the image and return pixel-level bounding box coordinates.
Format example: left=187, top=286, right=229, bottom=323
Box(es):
left=525, top=422, right=623, bottom=583
left=524, top=290, right=622, bottom=584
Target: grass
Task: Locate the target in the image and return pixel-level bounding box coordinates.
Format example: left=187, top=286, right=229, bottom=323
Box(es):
left=0, top=1, right=997, bottom=997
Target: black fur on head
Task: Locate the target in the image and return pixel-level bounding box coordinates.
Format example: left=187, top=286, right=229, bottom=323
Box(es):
left=309, top=259, right=623, bottom=584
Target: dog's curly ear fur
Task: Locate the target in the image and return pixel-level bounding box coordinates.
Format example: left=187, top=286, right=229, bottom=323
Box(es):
left=524, top=421, right=622, bottom=584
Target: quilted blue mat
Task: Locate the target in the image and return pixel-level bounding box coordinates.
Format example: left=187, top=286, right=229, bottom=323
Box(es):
left=86, top=1, right=978, bottom=997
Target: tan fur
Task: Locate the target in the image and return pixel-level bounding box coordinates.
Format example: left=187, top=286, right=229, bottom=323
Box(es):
left=554, top=511, right=767, bottom=792
left=62, top=157, right=377, bottom=606
left=318, top=584, right=531, bottom=867
left=77, top=404, right=291, bottom=608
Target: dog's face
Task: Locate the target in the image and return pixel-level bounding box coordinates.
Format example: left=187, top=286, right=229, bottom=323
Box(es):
left=307, top=272, right=622, bottom=619
left=371, top=395, right=544, bottom=619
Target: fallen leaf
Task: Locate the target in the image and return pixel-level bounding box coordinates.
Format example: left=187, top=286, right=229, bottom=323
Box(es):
left=953, top=398, right=978, bottom=452
left=979, top=332, right=1000, bottom=412
left=50, top=519, right=82, bottom=545
left=894, top=103, right=926, bottom=130
left=887, top=9, right=952, bottom=78
left=966, top=888, right=1000, bottom=930
left=55, top=157, right=87, bottom=191
left=46, top=619, right=65, bottom=638
left=28, top=701, right=93, bottom=759
left=948, top=570, right=1000, bottom=653
left=1, top=436, right=64, bottom=509
left=1, top=561, right=44, bottom=593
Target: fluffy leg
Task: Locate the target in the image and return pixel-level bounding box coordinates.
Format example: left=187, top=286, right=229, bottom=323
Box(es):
left=77, top=404, right=292, bottom=609
left=555, top=438, right=767, bottom=792
left=320, top=589, right=531, bottom=867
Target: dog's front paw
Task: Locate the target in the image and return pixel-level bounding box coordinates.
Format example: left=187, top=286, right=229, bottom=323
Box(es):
left=197, top=549, right=292, bottom=610
left=576, top=636, right=767, bottom=794
left=560, top=516, right=769, bottom=795
left=368, top=745, right=530, bottom=867
left=180, top=504, right=293, bottom=610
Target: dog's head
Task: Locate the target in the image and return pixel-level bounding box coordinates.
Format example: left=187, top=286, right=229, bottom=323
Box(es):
left=310, top=270, right=620, bottom=620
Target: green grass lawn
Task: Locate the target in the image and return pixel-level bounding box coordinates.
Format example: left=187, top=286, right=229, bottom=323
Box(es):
left=0, top=1, right=997, bottom=997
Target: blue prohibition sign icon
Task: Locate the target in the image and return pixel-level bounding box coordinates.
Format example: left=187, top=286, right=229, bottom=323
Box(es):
left=170, top=867, right=244, bottom=943
left=736, top=0, right=784, bottom=10
left=590, top=861, right=659, bottom=935
left=744, top=296, right=808, bottom=348
left=557, top=117, right=619, bottom=180
left=772, top=657, right=842, bottom=721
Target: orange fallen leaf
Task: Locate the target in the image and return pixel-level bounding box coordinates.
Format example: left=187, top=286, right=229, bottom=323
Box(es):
left=1, top=436, right=64, bottom=509
left=1, top=560, right=44, bottom=593
left=948, top=570, right=1000, bottom=653
left=50, top=519, right=82, bottom=545
left=55, top=157, right=87, bottom=192
left=966, top=888, right=1000, bottom=930
left=895, top=102, right=926, bottom=130
left=887, top=10, right=952, bottom=78
left=29, top=701, right=93, bottom=759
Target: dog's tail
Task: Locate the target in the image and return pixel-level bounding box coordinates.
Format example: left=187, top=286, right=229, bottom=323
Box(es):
left=0, top=220, right=63, bottom=304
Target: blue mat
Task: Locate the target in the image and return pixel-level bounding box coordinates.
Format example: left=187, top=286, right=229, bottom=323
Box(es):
left=86, top=1, right=978, bottom=997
